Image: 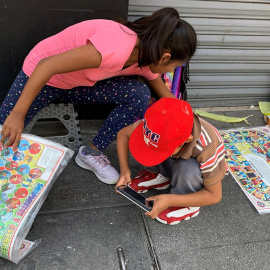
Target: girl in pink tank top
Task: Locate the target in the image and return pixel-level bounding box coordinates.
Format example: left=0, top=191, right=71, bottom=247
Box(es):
left=0, top=7, right=197, bottom=184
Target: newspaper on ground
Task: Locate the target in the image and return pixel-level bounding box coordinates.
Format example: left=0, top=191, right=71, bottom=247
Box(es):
left=219, top=126, right=270, bottom=214
left=0, top=125, right=74, bottom=263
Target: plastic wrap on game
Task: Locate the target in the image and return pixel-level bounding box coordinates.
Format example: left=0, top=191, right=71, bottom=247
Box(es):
left=0, top=125, right=74, bottom=263
left=220, top=126, right=270, bottom=214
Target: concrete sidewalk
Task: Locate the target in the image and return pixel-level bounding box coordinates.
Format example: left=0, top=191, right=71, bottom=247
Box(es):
left=0, top=107, right=270, bottom=270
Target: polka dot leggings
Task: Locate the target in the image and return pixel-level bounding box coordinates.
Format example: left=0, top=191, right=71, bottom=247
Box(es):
left=0, top=70, right=151, bottom=151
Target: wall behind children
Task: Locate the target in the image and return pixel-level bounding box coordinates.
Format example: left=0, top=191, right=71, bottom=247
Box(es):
left=128, top=0, right=270, bottom=107
left=0, top=0, right=128, bottom=119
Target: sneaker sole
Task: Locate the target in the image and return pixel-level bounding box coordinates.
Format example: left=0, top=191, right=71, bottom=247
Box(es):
left=131, top=183, right=170, bottom=194
left=75, top=156, right=118, bottom=185
left=156, top=210, right=200, bottom=225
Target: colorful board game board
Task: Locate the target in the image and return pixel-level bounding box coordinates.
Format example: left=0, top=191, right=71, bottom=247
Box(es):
left=220, top=126, right=270, bottom=214
left=0, top=126, right=74, bottom=263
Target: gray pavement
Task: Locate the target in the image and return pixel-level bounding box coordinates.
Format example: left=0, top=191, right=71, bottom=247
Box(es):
left=1, top=107, right=270, bottom=270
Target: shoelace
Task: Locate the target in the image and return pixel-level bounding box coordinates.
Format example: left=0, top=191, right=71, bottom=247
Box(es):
left=168, top=206, right=185, bottom=211
left=137, top=169, right=155, bottom=181
left=93, top=154, right=111, bottom=169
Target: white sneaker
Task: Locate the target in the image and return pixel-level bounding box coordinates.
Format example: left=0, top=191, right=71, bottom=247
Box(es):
left=75, top=146, right=119, bottom=184
left=156, top=207, right=200, bottom=225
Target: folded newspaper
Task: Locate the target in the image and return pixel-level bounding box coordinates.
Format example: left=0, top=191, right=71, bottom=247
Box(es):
left=0, top=125, right=74, bottom=263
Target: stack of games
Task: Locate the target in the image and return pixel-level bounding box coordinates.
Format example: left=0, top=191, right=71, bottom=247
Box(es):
left=0, top=126, right=74, bottom=263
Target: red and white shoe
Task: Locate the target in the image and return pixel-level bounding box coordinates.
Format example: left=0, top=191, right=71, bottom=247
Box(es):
left=156, top=207, right=200, bottom=225
left=129, top=170, right=170, bottom=193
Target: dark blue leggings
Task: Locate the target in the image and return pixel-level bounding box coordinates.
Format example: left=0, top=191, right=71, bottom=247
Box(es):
left=0, top=70, right=151, bottom=151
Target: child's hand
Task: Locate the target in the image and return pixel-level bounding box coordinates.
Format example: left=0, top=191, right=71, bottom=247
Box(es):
left=115, top=172, right=131, bottom=192
left=0, top=112, right=25, bottom=151
left=145, top=194, right=171, bottom=219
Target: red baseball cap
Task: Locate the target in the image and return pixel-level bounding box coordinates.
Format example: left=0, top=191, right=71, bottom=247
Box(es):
left=129, top=98, right=194, bottom=166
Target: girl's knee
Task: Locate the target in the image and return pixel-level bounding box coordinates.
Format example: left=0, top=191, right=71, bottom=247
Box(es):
left=132, top=81, right=151, bottom=106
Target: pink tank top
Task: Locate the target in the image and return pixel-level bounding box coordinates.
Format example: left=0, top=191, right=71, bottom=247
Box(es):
left=23, top=19, right=158, bottom=89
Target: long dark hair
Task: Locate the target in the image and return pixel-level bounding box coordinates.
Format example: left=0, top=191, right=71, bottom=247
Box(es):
left=119, top=8, right=197, bottom=67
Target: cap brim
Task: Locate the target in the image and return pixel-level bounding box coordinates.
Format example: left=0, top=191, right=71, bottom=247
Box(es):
left=129, top=121, right=175, bottom=167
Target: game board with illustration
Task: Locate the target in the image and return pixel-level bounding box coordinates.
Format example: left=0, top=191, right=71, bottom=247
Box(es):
left=219, top=126, right=270, bottom=214
left=0, top=126, right=74, bottom=263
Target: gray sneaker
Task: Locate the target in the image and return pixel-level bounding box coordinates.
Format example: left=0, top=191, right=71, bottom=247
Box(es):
left=75, top=146, right=119, bottom=184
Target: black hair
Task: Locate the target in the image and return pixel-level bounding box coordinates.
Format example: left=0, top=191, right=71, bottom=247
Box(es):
left=118, top=7, right=197, bottom=67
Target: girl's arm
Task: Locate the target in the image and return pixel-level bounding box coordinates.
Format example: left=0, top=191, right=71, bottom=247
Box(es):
left=146, top=181, right=222, bottom=219
left=144, top=75, right=176, bottom=99
left=115, top=124, right=135, bottom=189
left=1, top=44, right=102, bottom=150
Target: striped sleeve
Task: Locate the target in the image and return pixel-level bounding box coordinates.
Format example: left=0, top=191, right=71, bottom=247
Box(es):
left=197, top=120, right=227, bottom=186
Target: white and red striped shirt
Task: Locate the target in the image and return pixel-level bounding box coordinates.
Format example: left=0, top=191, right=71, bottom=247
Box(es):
left=177, top=115, right=226, bottom=186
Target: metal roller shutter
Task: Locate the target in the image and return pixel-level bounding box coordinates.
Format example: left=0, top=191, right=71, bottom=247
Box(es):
left=128, top=0, right=270, bottom=107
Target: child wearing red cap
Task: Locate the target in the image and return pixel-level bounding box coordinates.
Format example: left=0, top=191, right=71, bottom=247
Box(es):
left=116, top=97, right=227, bottom=225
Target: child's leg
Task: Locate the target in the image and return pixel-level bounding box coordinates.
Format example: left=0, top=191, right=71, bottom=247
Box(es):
left=170, top=157, right=204, bottom=194
left=63, top=76, right=151, bottom=151
left=66, top=76, right=150, bottom=184
left=0, top=70, right=63, bottom=126
left=155, top=157, right=202, bottom=225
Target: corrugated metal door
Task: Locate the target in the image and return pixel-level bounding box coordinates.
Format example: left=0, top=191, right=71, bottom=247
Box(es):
left=128, top=0, right=270, bottom=107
